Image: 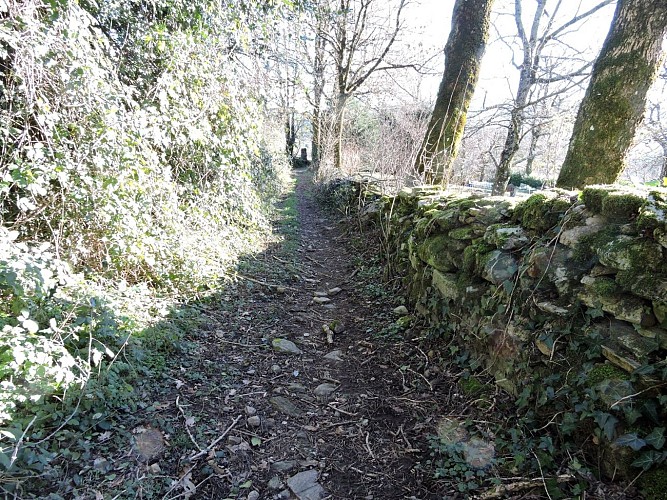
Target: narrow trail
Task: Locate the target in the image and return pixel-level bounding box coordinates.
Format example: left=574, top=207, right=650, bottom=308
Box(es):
left=131, top=169, right=454, bottom=499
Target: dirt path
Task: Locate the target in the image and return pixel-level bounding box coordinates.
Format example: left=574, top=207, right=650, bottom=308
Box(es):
left=125, top=169, right=452, bottom=499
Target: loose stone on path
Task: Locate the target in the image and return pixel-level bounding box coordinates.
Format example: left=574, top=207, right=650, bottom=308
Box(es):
left=323, top=350, right=343, bottom=361
left=272, top=338, right=302, bottom=354
left=313, top=383, right=337, bottom=397
left=269, top=396, right=303, bottom=417
left=286, top=469, right=327, bottom=500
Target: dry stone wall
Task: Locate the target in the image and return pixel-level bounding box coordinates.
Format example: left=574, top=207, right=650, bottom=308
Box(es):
left=346, top=181, right=667, bottom=482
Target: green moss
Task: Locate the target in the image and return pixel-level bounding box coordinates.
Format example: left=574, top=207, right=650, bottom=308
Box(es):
left=449, top=225, right=484, bottom=240
left=639, top=467, right=667, bottom=500
left=573, top=226, right=618, bottom=263
left=458, top=376, right=488, bottom=395
left=582, top=187, right=611, bottom=214
left=445, top=197, right=478, bottom=211
left=601, top=192, right=645, bottom=219
left=587, top=363, right=629, bottom=386
left=513, top=194, right=573, bottom=232
left=617, top=271, right=667, bottom=301
left=598, top=237, right=665, bottom=271
left=463, top=242, right=494, bottom=274
left=417, top=235, right=456, bottom=272
left=589, top=277, right=620, bottom=297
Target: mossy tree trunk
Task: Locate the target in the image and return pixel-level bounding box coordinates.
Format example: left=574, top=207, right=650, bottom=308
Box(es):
left=556, top=0, right=667, bottom=189
left=414, top=0, right=495, bottom=184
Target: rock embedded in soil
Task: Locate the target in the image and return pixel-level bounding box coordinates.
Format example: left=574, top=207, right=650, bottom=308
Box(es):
left=328, top=287, right=342, bottom=295
left=247, top=415, right=261, bottom=427
left=312, top=296, right=331, bottom=304
left=323, top=350, right=343, bottom=361
left=270, top=396, right=303, bottom=417
left=268, top=476, right=285, bottom=490
left=313, top=383, right=337, bottom=397
left=287, top=469, right=327, bottom=500
left=272, top=338, right=302, bottom=355
left=271, top=460, right=299, bottom=472
left=245, top=405, right=257, bottom=416
left=247, top=491, right=260, bottom=500
left=393, top=305, right=409, bottom=316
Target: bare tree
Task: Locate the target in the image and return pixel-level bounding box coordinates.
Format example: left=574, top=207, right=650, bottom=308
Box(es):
left=414, top=0, right=495, bottom=184
left=556, top=0, right=667, bottom=189
left=324, top=0, right=409, bottom=171
left=490, top=0, right=614, bottom=195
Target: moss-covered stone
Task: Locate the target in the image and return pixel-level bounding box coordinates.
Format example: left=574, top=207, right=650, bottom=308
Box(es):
left=484, top=224, right=529, bottom=250
left=654, top=301, right=667, bottom=326
left=581, top=275, right=620, bottom=297
left=513, top=193, right=573, bottom=232
left=432, top=208, right=461, bottom=232
left=581, top=186, right=613, bottom=214
left=616, top=271, right=667, bottom=302
left=639, top=467, right=667, bottom=500
left=579, top=291, right=657, bottom=326
left=587, top=362, right=630, bottom=386
left=601, top=191, right=645, bottom=219
left=432, top=269, right=459, bottom=301
left=637, top=190, right=667, bottom=232
left=597, top=236, right=664, bottom=271
left=481, top=250, right=518, bottom=285
left=463, top=242, right=495, bottom=274
left=449, top=225, right=486, bottom=240
left=601, top=344, right=642, bottom=373
left=416, top=235, right=456, bottom=272
left=572, top=225, right=619, bottom=264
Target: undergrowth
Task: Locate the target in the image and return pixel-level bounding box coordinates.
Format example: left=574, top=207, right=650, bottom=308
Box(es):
left=0, top=0, right=295, bottom=494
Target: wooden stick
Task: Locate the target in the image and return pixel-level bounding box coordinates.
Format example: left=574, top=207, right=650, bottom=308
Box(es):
left=188, top=415, right=242, bottom=462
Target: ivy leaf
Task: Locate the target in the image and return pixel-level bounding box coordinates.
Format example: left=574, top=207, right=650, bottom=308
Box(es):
left=645, top=428, right=665, bottom=450
left=614, top=433, right=646, bottom=451
left=593, top=411, right=618, bottom=441
left=631, top=450, right=664, bottom=470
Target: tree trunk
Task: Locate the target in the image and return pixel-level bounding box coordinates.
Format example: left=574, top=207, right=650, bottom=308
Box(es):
left=491, top=0, right=546, bottom=195
left=312, top=109, right=320, bottom=165
left=285, top=112, right=296, bottom=158
left=491, top=69, right=532, bottom=194
left=660, top=143, right=667, bottom=183
left=556, top=0, right=667, bottom=189
left=414, top=0, right=495, bottom=184
left=525, top=126, right=541, bottom=176
left=333, top=93, right=347, bottom=171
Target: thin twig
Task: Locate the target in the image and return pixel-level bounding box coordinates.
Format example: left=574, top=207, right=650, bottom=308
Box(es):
left=327, top=402, right=357, bottom=416
left=235, top=273, right=296, bottom=291
left=176, top=396, right=202, bottom=451
left=365, top=432, right=375, bottom=459
left=188, top=415, right=242, bottom=462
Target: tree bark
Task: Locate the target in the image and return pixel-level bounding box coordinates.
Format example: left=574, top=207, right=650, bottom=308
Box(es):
left=415, top=0, right=495, bottom=184
left=333, top=93, right=348, bottom=171
left=556, top=0, right=667, bottom=189
left=525, top=125, right=542, bottom=176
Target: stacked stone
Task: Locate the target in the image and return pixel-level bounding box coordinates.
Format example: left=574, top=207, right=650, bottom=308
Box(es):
left=329, top=182, right=667, bottom=478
